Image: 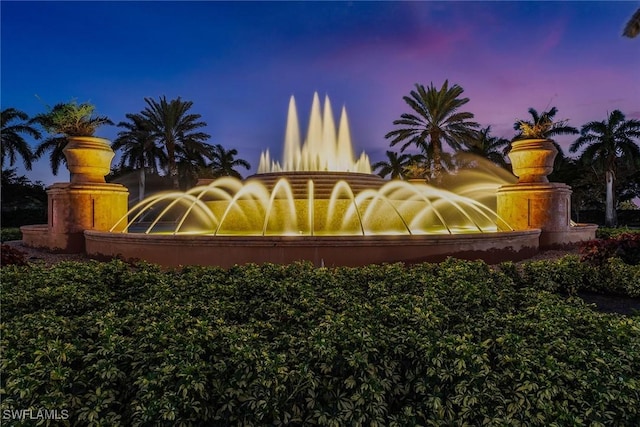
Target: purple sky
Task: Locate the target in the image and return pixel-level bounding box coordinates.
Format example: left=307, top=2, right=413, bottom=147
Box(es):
left=2, top=1, right=639, bottom=185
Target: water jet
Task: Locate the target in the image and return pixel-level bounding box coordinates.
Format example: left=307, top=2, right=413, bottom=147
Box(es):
left=24, top=93, right=596, bottom=266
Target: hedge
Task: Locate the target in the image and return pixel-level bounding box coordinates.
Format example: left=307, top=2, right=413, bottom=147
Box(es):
left=1, top=258, right=639, bottom=426
left=1, top=228, right=22, bottom=243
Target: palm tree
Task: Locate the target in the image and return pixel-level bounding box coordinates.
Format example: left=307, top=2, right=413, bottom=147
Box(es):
left=513, top=107, right=578, bottom=141
left=623, top=8, right=640, bottom=38
left=32, top=100, right=111, bottom=137
left=113, top=113, right=167, bottom=200
left=176, top=141, right=216, bottom=188
left=569, top=110, right=640, bottom=227
left=32, top=136, right=68, bottom=176
left=1, top=108, right=41, bottom=170
left=464, top=126, right=510, bottom=168
left=385, top=80, right=479, bottom=181
left=204, top=144, right=250, bottom=179
left=513, top=106, right=579, bottom=173
left=31, top=101, right=112, bottom=175
left=372, top=150, right=414, bottom=179
left=403, top=154, right=434, bottom=180
left=140, top=96, right=211, bottom=189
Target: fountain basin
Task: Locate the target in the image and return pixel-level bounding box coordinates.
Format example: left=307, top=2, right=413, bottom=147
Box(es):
left=538, top=223, right=599, bottom=248
left=85, top=229, right=541, bottom=267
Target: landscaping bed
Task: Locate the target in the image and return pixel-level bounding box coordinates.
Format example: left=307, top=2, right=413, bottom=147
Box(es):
left=1, top=247, right=639, bottom=425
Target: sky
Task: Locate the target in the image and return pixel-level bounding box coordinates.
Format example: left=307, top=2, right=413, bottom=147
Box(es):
left=2, top=1, right=639, bottom=186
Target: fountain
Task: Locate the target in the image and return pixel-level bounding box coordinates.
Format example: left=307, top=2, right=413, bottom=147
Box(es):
left=78, top=93, right=562, bottom=267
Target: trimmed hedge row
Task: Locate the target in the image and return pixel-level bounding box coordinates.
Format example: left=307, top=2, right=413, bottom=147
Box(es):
left=502, top=255, right=640, bottom=297
left=1, top=258, right=639, bottom=426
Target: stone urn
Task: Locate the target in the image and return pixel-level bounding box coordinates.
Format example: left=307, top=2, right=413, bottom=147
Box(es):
left=63, top=136, right=115, bottom=184
left=508, top=138, right=558, bottom=183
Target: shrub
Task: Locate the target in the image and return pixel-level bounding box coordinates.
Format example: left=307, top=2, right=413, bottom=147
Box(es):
left=596, top=227, right=640, bottom=239
left=0, top=244, right=28, bottom=266
left=517, top=255, right=587, bottom=295
left=1, top=208, right=47, bottom=227
left=580, top=233, right=640, bottom=266
left=1, top=259, right=639, bottom=425
left=502, top=254, right=640, bottom=298
left=31, top=99, right=112, bottom=137
left=1, top=228, right=22, bottom=242
left=598, top=257, right=640, bottom=297
left=1, top=169, right=48, bottom=227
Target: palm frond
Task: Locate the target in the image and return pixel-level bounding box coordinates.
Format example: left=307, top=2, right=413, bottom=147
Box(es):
left=623, top=8, right=640, bottom=38
left=386, top=81, right=478, bottom=180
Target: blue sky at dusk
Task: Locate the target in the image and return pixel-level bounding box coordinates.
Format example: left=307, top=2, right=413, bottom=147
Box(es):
left=2, top=1, right=639, bottom=185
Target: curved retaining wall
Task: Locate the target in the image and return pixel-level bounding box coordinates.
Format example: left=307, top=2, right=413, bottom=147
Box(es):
left=84, top=229, right=541, bottom=268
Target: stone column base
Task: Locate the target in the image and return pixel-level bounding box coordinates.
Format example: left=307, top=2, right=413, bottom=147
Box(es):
left=22, top=182, right=129, bottom=253
left=497, top=183, right=597, bottom=248
left=497, top=183, right=572, bottom=231
left=497, top=182, right=585, bottom=249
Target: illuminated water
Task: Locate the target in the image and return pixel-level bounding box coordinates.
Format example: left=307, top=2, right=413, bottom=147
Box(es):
left=114, top=94, right=514, bottom=236
left=258, top=93, right=371, bottom=173
left=115, top=176, right=512, bottom=235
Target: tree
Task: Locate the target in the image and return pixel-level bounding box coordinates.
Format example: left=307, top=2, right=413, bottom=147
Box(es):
left=623, top=8, right=640, bottom=38
left=403, top=154, right=434, bottom=180
left=569, top=110, right=640, bottom=227
left=32, top=100, right=111, bottom=137
left=464, top=126, right=510, bottom=168
left=176, top=142, right=214, bottom=189
left=140, top=96, right=211, bottom=189
left=513, top=107, right=579, bottom=141
left=617, top=157, right=640, bottom=205
left=385, top=81, right=479, bottom=181
left=1, top=108, right=41, bottom=170
left=372, top=150, right=414, bottom=179
left=113, top=113, right=167, bottom=199
left=1, top=168, right=47, bottom=227
left=203, top=144, right=251, bottom=180
left=513, top=106, right=579, bottom=173
left=31, top=100, right=112, bottom=175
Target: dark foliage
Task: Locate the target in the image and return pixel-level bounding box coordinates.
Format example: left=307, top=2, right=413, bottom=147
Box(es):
left=0, top=169, right=47, bottom=227
left=1, top=228, right=22, bottom=242
left=1, top=244, right=28, bottom=266
left=1, top=258, right=639, bottom=425
left=580, top=233, right=640, bottom=266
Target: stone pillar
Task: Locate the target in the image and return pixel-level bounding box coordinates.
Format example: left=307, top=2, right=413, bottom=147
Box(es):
left=497, top=138, right=596, bottom=248
left=43, top=182, right=129, bottom=252
left=21, top=137, right=129, bottom=253
left=497, top=183, right=574, bottom=247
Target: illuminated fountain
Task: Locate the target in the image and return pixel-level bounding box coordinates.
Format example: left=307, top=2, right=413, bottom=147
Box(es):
left=257, top=93, right=371, bottom=174
left=83, top=94, right=572, bottom=267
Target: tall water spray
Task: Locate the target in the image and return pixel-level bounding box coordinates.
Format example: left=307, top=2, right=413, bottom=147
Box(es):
left=115, top=92, right=515, bottom=237
left=258, top=93, right=372, bottom=173
left=82, top=92, right=594, bottom=267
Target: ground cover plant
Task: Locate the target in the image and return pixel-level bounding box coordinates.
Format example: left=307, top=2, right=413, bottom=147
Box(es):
left=595, top=227, right=640, bottom=240
left=1, top=254, right=639, bottom=426
left=1, top=228, right=22, bottom=243
left=0, top=244, right=28, bottom=267
left=580, top=232, right=640, bottom=266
